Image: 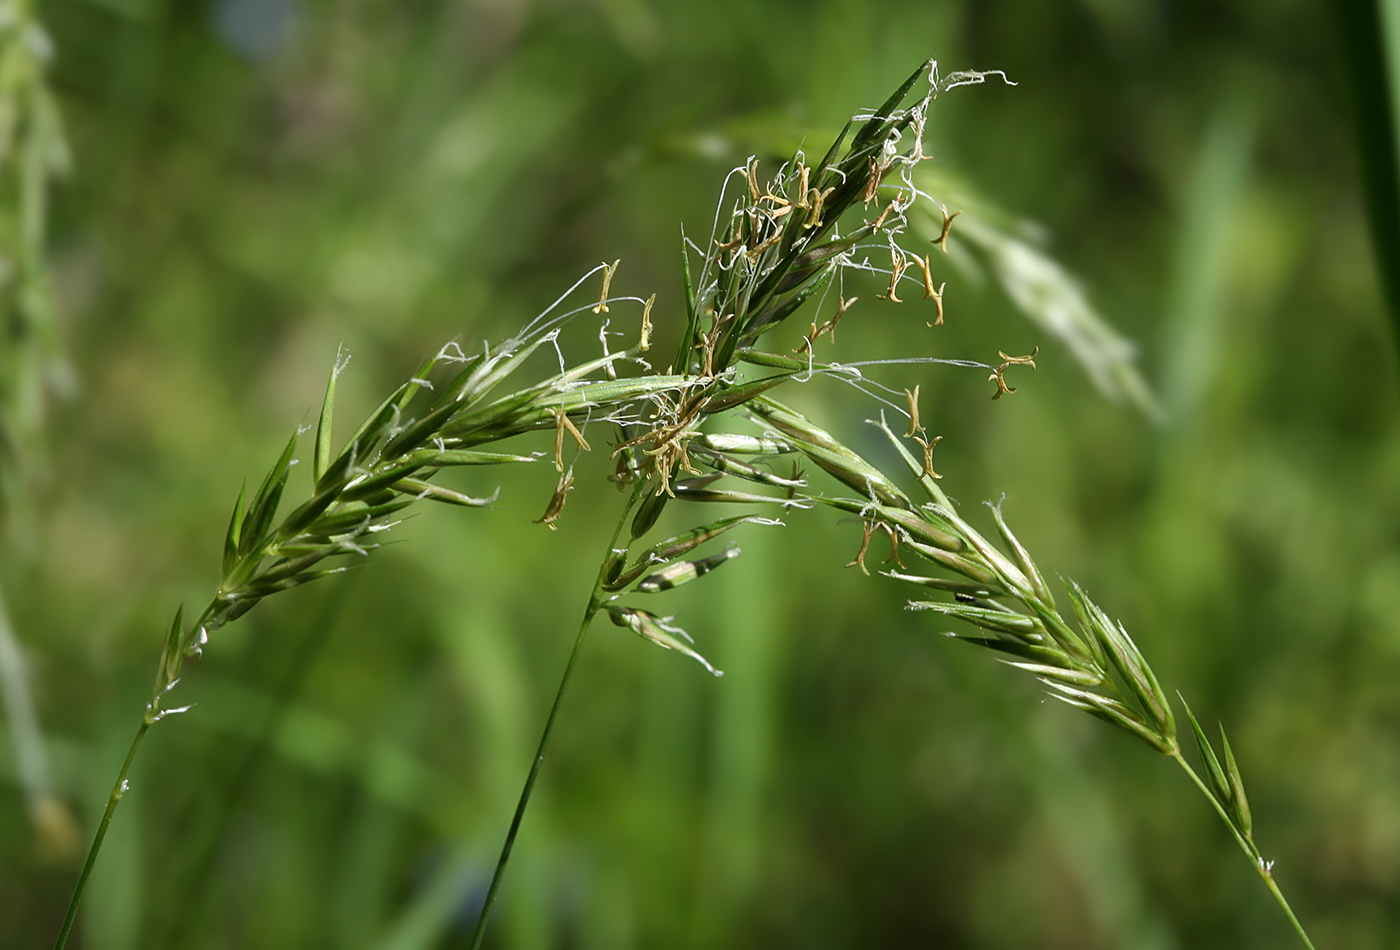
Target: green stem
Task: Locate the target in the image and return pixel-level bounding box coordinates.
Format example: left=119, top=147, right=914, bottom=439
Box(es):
left=468, top=478, right=647, bottom=949
left=1170, top=751, right=1317, bottom=950
left=154, top=583, right=353, bottom=950
left=53, top=716, right=152, bottom=950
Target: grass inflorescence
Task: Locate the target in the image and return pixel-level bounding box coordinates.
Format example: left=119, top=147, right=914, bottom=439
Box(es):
left=51, top=60, right=1318, bottom=950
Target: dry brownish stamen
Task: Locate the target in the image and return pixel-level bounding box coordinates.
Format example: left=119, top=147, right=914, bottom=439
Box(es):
left=747, top=229, right=785, bottom=261
left=907, top=250, right=940, bottom=324
left=795, top=163, right=810, bottom=207
left=845, top=519, right=877, bottom=574
left=793, top=321, right=820, bottom=356
left=804, top=186, right=835, bottom=229
left=715, top=230, right=745, bottom=253
left=813, top=295, right=858, bottom=344
left=914, top=253, right=940, bottom=300
left=759, top=174, right=794, bottom=216
left=914, top=432, right=943, bottom=479
left=796, top=295, right=856, bottom=354
left=640, top=294, right=655, bottom=352
left=988, top=347, right=1039, bottom=400
left=935, top=203, right=962, bottom=253
left=760, top=197, right=793, bottom=218
left=926, top=280, right=946, bottom=327
left=612, top=389, right=711, bottom=495
left=871, top=201, right=894, bottom=232
left=845, top=519, right=903, bottom=574
left=593, top=259, right=621, bottom=314
left=904, top=385, right=922, bottom=437
left=549, top=406, right=591, bottom=472
left=861, top=156, right=882, bottom=206
left=744, top=157, right=762, bottom=203
left=880, top=249, right=909, bottom=303
left=901, top=383, right=946, bottom=478
left=912, top=249, right=946, bottom=327
left=534, top=468, right=575, bottom=530
left=883, top=521, right=905, bottom=567
left=696, top=313, right=730, bottom=378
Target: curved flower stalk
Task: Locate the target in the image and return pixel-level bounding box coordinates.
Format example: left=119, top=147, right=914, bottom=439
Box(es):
left=741, top=394, right=1316, bottom=949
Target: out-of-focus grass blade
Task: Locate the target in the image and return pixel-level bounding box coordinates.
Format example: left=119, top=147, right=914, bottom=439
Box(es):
left=952, top=211, right=1162, bottom=420
left=1333, top=0, right=1400, bottom=366
left=1159, top=101, right=1256, bottom=433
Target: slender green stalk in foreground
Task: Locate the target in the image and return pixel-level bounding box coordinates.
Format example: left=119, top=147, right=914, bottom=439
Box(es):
left=1170, top=751, right=1315, bottom=948
left=52, top=721, right=150, bottom=950
left=468, top=478, right=646, bottom=949
left=154, top=583, right=355, bottom=950
left=465, top=60, right=979, bottom=921
left=739, top=395, right=1316, bottom=948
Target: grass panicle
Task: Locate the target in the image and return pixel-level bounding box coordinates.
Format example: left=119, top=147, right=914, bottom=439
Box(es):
left=52, top=61, right=1321, bottom=950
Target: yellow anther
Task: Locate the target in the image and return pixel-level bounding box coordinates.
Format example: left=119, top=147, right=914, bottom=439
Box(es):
left=593, top=259, right=620, bottom=313
left=640, top=294, right=655, bottom=351
left=914, top=433, right=943, bottom=480
left=534, top=468, right=575, bottom=530
left=988, top=347, right=1038, bottom=399
left=549, top=407, right=591, bottom=472
left=934, top=203, right=962, bottom=253
left=815, top=295, right=857, bottom=344
left=861, top=156, right=882, bottom=206
left=881, top=249, right=909, bottom=303
left=871, top=201, right=894, bottom=232
left=744, top=157, right=762, bottom=203
left=904, top=385, right=922, bottom=437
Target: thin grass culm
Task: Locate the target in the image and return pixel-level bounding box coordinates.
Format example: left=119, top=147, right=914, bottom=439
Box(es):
left=743, top=396, right=1317, bottom=949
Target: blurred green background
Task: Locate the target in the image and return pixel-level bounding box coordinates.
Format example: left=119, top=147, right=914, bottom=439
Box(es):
left=2, top=0, right=1397, bottom=947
